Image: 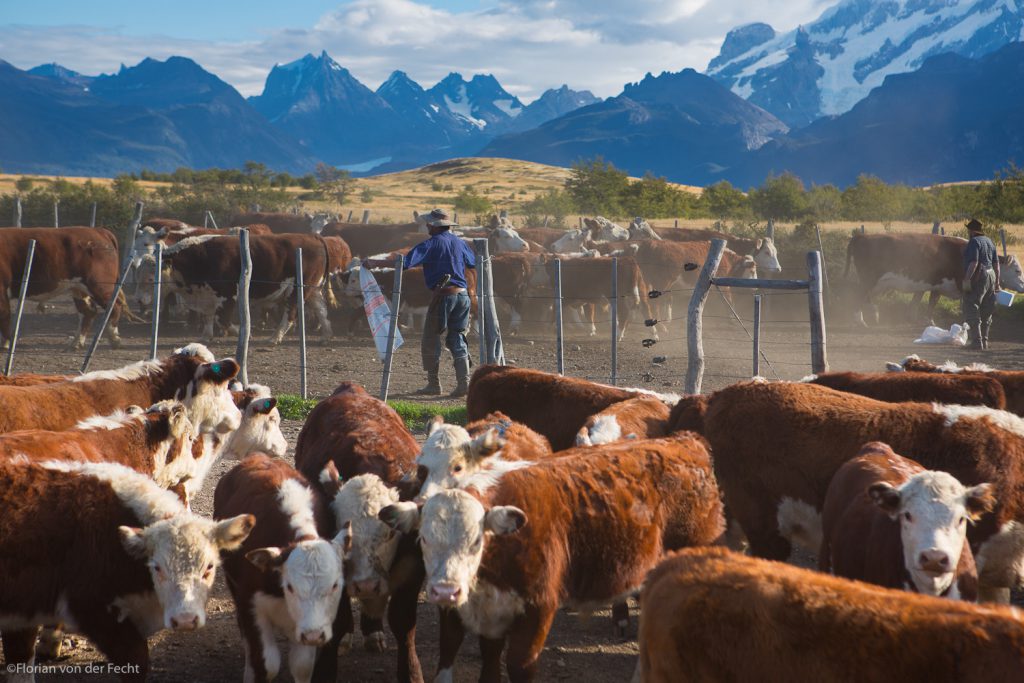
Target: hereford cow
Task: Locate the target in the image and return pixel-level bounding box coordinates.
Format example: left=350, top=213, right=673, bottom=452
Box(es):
left=575, top=395, right=670, bottom=446
left=467, top=366, right=639, bottom=450
left=888, top=354, right=1024, bottom=416
left=803, top=370, right=1007, bottom=409
left=583, top=216, right=630, bottom=242
left=231, top=212, right=332, bottom=234
left=0, top=344, right=240, bottom=435
left=636, top=547, right=1024, bottom=682
left=292, top=381, right=424, bottom=680
left=845, top=232, right=1024, bottom=325
left=321, top=222, right=422, bottom=257
left=654, top=227, right=782, bottom=273
left=0, top=372, right=68, bottom=386
left=465, top=412, right=552, bottom=464
left=545, top=255, right=653, bottom=340
left=379, top=434, right=726, bottom=682
left=215, top=454, right=349, bottom=683
left=0, top=461, right=254, bottom=679
left=813, top=442, right=994, bottom=601
left=673, top=380, right=1024, bottom=602
left=489, top=253, right=534, bottom=334
left=0, top=227, right=126, bottom=349
left=130, top=223, right=272, bottom=266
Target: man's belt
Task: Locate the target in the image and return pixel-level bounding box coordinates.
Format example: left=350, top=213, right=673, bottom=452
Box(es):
left=435, top=286, right=467, bottom=296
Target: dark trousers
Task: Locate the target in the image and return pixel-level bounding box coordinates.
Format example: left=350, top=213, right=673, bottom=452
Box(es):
left=962, top=268, right=996, bottom=330
left=421, top=292, right=471, bottom=371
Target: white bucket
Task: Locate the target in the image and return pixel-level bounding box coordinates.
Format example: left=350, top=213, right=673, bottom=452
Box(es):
left=996, top=289, right=1015, bottom=307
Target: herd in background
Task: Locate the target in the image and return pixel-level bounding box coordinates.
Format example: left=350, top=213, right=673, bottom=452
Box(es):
left=5, top=346, right=1024, bottom=681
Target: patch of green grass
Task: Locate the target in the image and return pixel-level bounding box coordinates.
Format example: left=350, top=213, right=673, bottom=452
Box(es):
left=275, top=394, right=466, bottom=432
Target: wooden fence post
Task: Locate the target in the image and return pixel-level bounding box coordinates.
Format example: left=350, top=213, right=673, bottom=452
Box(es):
left=149, top=243, right=163, bottom=360
left=53, top=200, right=59, bottom=228
left=685, top=239, right=726, bottom=395
left=90, top=202, right=97, bottom=227
left=295, top=248, right=307, bottom=399
left=554, top=258, right=564, bottom=375
left=752, top=293, right=761, bottom=378
left=379, top=255, right=405, bottom=402
left=610, top=256, right=618, bottom=386
left=814, top=223, right=829, bottom=294
left=236, top=229, right=252, bottom=385
left=578, top=216, right=584, bottom=230
left=204, top=211, right=210, bottom=228
left=1001, top=229, right=1008, bottom=258
left=932, top=221, right=941, bottom=235
left=473, top=238, right=503, bottom=365
left=807, top=250, right=828, bottom=374
left=13, top=196, right=22, bottom=228
left=674, top=219, right=679, bottom=228
left=361, top=210, right=370, bottom=224
left=4, top=240, right=36, bottom=376
left=346, top=210, right=353, bottom=222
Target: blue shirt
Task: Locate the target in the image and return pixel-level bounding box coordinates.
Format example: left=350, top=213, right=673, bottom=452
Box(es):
left=404, top=230, right=476, bottom=289
left=964, top=234, right=997, bottom=271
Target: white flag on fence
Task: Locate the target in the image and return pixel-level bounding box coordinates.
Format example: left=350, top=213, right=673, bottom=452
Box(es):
left=360, top=267, right=403, bottom=360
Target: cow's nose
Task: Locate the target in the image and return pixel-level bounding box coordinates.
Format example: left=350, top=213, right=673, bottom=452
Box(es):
left=919, top=550, right=951, bottom=573
left=352, top=579, right=380, bottom=597
left=170, top=614, right=200, bottom=631
left=300, top=629, right=327, bottom=646
left=428, top=583, right=462, bottom=605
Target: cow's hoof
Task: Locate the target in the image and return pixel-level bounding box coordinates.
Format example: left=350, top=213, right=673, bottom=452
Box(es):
left=364, top=631, right=386, bottom=653
left=614, top=619, right=630, bottom=639
left=338, top=633, right=353, bottom=655
left=108, top=337, right=122, bottom=350
left=65, top=337, right=83, bottom=351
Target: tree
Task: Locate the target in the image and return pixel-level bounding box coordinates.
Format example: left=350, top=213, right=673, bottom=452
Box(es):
left=314, top=163, right=354, bottom=206
left=748, top=172, right=807, bottom=221
left=565, top=157, right=630, bottom=215
left=14, top=177, right=34, bottom=193
left=840, top=174, right=898, bottom=221
left=453, top=187, right=493, bottom=220
left=522, top=188, right=574, bottom=227
left=699, top=181, right=749, bottom=220
left=806, top=184, right=841, bottom=221
left=622, top=173, right=693, bottom=218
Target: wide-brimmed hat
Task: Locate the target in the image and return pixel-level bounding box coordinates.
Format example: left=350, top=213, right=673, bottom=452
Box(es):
left=966, top=218, right=984, bottom=232
left=423, top=208, right=457, bottom=228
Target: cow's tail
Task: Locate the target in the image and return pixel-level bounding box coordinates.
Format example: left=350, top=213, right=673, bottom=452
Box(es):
left=317, top=235, right=339, bottom=309
left=117, top=289, right=144, bottom=323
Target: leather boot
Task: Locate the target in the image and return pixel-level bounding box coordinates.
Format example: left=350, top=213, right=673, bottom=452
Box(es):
left=981, top=322, right=992, bottom=350
left=414, top=363, right=443, bottom=395
left=450, top=356, right=470, bottom=398
left=967, top=323, right=983, bottom=350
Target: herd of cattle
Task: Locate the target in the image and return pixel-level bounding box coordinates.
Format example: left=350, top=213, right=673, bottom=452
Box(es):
left=7, top=211, right=1023, bottom=353
left=3, top=347, right=1024, bottom=681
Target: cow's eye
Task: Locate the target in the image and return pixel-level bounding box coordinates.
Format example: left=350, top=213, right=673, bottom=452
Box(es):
left=453, top=465, right=463, bottom=473
left=331, top=582, right=339, bottom=592
left=286, top=584, right=294, bottom=594
left=903, top=512, right=912, bottom=522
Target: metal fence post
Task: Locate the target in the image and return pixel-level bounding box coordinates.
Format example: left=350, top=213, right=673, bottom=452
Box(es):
left=379, top=255, right=405, bottom=402
left=149, top=243, right=163, bottom=360
left=610, top=256, right=618, bottom=386
left=296, top=248, right=307, bottom=399
left=206, top=210, right=218, bottom=229
left=807, top=250, right=829, bottom=374
left=204, top=211, right=210, bottom=228
left=13, top=196, right=22, bottom=227
left=53, top=200, right=59, bottom=228
left=554, top=258, right=564, bottom=375
left=752, top=294, right=761, bottom=378
left=473, top=238, right=503, bottom=365
left=5, top=240, right=36, bottom=376
left=475, top=240, right=486, bottom=364
left=236, top=230, right=252, bottom=385
left=685, top=239, right=726, bottom=395
left=80, top=260, right=132, bottom=373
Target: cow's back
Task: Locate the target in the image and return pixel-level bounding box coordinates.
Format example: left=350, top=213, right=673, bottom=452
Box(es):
left=847, top=232, right=965, bottom=284
left=806, top=371, right=1007, bottom=409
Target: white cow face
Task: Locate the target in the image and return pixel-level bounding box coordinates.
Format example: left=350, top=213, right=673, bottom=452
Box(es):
left=330, top=474, right=403, bottom=599
left=182, top=360, right=243, bottom=435
left=551, top=229, right=590, bottom=254
left=120, top=514, right=254, bottom=631
left=999, top=255, right=1024, bottom=292
left=585, top=217, right=630, bottom=242
left=491, top=227, right=529, bottom=253
left=309, top=213, right=331, bottom=234
left=752, top=238, right=782, bottom=273
left=415, top=419, right=505, bottom=501
left=247, top=531, right=349, bottom=645
left=131, top=227, right=168, bottom=269
left=870, top=472, right=995, bottom=596
left=223, top=395, right=287, bottom=459
left=379, top=491, right=526, bottom=608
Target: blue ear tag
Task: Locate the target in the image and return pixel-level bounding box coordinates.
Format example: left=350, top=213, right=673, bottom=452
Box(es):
left=211, top=363, right=221, bottom=374
left=260, top=399, right=273, bottom=412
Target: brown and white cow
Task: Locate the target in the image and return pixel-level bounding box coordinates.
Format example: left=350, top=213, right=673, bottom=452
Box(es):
left=214, top=454, right=349, bottom=683
left=575, top=395, right=670, bottom=446
left=636, top=547, right=1024, bottom=683
left=810, top=442, right=994, bottom=601
left=0, top=461, right=254, bottom=680
left=320, top=222, right=422, bottom=257
left=465, top=412, right=552, bottom=464
left=543, top=254, right=653, bottom=340
left=672, top=380, right=1024, bottom=602
left=380, top=434, right=725, bottom=682
left=888, top=354, right=1024, bottom=416
left=802, top=370, right=1007, bottom=409
left=0, top=344, right=240, bottom=436
left=845, top=232, right=1024, bottom=325
left=130, top=223, right=273, bottom=268
left=0, top=372, right=68, bottom=386
left=654, top=227, right=782, bottom=273
left=0, top=227, right=127, bottom=349
left=231, top=212, right=332, bottom=235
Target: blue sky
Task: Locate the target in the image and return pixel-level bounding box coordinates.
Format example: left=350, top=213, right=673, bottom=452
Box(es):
left=0, top=0, right=833, bottom=100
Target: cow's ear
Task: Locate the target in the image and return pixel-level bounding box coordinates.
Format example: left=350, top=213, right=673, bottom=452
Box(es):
left=379, top=502, right=421, bottom=534
left=484, top=506, right=527, bottom=535
left=427, top=415, right=445, bottom=437
left=213, top=514, right=255, bottom=550
left=201, top=359, right=240, bottom=384
left=756, top=238, right=764, bottom=249
left=868, top=483, right=902, bottom=518
left=246, top=547, right=284, bottom=571
left=575, top=426, right=592, bottom=447
left=251, top=397, right=277, bottom=415
left=320, top=461, right=343, bottom=498
left=156, top=227, right=169, bottom=238
left=470, top=428, right=504, bottom=460
left=965, top=483, right=996, bottom=522
left=119, top=526, right=149, bottom=559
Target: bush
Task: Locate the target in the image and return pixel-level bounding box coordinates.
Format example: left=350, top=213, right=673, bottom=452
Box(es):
left=453, top=187, right=493, bottom=222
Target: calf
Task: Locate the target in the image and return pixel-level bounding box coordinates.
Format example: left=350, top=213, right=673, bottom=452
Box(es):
left=465, top=412, right=552, bottom=464
left=889, top=354, right=1024, bottom=416
left=674, top=380, right=1024, bottom=602
left=636, top=547, right=1024, bottom=682
left=544, top=255, right=652, bottom=340
left=0, top=461, right=254, bottom=680
left=214, top=454, right=349, bottom=683
left=575, top=395, right=670, bottom=446
left=811, top=443, right=994, bottom=601
left=381, top=434, right=725, bottom=682
left=0, top=344, right=240, bottom=436
left=466, top=365, right=637, bottom=450
left=803, top=370, right=1007, bottom=409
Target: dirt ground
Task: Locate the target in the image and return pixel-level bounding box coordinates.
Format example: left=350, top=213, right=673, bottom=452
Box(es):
left=6, top=289, right=1024, bottom=682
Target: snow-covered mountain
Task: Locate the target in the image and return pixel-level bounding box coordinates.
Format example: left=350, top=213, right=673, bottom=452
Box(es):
left=707, top=0, right=1024, bottom=128
left=28, top=62, right=93, bottom=89
left=426, top=73, right=524, bottom=131
left=493, top=85, right=601, bottom=135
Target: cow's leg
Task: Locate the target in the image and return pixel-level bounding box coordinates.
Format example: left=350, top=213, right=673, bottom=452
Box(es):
left=612, top=600, right=630, bottom=637
left=504, top=605, right=558, bottom=683
left=83, top=275, right=123, bottom=349
left=3, top=627, right=39, bottom=683
left=272, top=302, right=296, bottom=345
left=435, top=608, right=465, bottom=683
left=728, top=489, right=792, bottom=561
left=388, top=564, right=426, bottom=683
left=236, top=602, right=270, bottom=683
left=925, top=290, right=941, bottom=322
left=254, top=607, right=282, bottom=680
left=587, top=303, right=597, bottom=336
left=77, top=615, right=149, bottom=682
left=479, top=635, right=506, bottom=683
left=36, top=624, right=67, bottom=660
left=336, top=590, right=355, bottom=655
left=359, top=597, right=387, bottom=652
left=309, top=290, right=333, bottom=342
left=70, top=295, right=95, bottom=349
left=0, top=290, right=12, bottom=349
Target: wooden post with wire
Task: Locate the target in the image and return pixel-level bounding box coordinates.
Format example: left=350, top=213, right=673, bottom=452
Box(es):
left=206, top=211, right=218, bottom=229
left=610, top=257, right=618, bottom=386
left=686, top=239, right=726, bottom=394
left=807, top=251, right=828, bottom=374
left=379, top=255, right=405, bottom=402
left=13, top=196, right=22, bottom=227
left=5, top=240, right=36, bottom=376
left=149, top=243, right=163, bottom=360
left=752, top=293, right=761, bottom=378
left=90, top=202, right=97, bottom=228
left=814, top=223, right=829, bottom=294
left=53, top=200, right=59, bottom=228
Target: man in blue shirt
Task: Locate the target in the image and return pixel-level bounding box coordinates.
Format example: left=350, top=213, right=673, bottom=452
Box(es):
left=962, top=218, right=1001, bottom=350
left=369, top=209, right=476, bottom=396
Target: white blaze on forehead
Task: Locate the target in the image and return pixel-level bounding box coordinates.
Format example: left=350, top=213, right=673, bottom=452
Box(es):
left=931, top=403, right=1024, bottom=437
left=182, top=365, right=242, bottom=435
left=332, top=474, right=401, bottom=585
left=174, top=343, right=215, bottom=362
left=416, top=424, right=532, bottom=498
left=753, top=237, right=782, bottom=272
left=419, top=490, right=488, bottom=599
left=278, top=479, right=319, bottom=540
left=223, top=400, right=286, bottom=460
left=279, top=539, right=344, bottom=642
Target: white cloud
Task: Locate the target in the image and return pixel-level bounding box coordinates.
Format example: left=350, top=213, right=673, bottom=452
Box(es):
left=0, top=0, right=833, bottom=100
